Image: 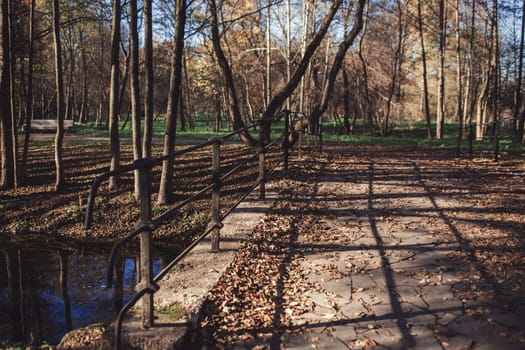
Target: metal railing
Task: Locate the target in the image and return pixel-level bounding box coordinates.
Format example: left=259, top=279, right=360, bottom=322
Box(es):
left=83, top=112, right=294, bottom=349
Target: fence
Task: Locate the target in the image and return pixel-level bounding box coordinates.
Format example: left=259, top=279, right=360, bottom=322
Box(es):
left=83, top=111, right=317, bottom=349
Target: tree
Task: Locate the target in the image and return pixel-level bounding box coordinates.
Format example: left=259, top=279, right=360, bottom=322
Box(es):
left=308, top=0, right=366, bottom=133
left=455, top=0, right=463, bottom=156
left=208, top=0, right=256, bottom=147
left=130, top=0, right=142, bottom=197
left=158, top=0, right=187, bottom=205
left=262, top=0, right=344, bottom=128
left=436, top=0, right=447, bottom=139
left=515, top=0, right=525, bottom=143
left=0, top=0, right=14, bottom=189
left=417, top=0, right=432, bottom=138
left=52, top=0, right=65, bottom=191
left=108, top=0, right=121, bottom=190
left=20, top=0, right=34, bottom=182
left=142, top=0, right=153, bottom=158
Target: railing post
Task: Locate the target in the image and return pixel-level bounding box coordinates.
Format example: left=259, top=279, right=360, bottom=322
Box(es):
left=210, top=138, right=222, bottom=252
left=136, top=160, right=155, bottom=328
left=258, top=123, right=266, bottom=200
left=283, top=111, right=290, bottom=172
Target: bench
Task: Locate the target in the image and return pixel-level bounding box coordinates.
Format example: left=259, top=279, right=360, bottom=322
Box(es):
left=28, top=119, right=74, bottom=131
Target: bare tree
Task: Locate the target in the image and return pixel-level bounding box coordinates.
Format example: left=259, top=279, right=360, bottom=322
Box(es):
left=417, top=0, right=432, bottom=138
left=515, top=0, right=525, bottom=143
left=20, top=0, right=34, bottom=182
left=158, top=0, right=186, bottom=205
left=455, top=0, right=463, bottom=156
left=52, top=0, right=66, bottom=191
left=142, top=0, right=153, bottom=158
left=308, top=0, right=367, bottom=133
left=436, top=0, right=447, bottom=139
left=130, top=0, right=142, bottom=196
left=0, top=0, right=14, bottom=189
left=108, top=0, right=121, bottom=190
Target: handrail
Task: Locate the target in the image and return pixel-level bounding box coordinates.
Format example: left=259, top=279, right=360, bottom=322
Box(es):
left=83, top=111, right=296, bottom=349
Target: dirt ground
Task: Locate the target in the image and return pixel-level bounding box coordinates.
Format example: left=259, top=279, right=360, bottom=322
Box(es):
left=2, top=143, right=524, bottom=349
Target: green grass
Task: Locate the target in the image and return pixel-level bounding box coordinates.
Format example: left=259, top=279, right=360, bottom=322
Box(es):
left=321, top=120, right=525, bottom=152
left=67, top=116, right=524, bottom=153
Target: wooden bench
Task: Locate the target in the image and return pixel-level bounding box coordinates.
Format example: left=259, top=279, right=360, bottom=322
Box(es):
left=28, top=119, right=74, bottom=131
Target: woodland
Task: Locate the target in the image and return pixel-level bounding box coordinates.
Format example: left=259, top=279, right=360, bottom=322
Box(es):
left=1, top=0, right=525, bottom=348
left=0, top=0, right=524, bottom=193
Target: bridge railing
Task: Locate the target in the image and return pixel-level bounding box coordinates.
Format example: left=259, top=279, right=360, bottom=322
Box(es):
left=83, top=111, right=294, bottom=349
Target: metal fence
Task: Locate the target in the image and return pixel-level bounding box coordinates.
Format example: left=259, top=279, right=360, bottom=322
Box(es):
left=82, top=111, right=315, bottom=349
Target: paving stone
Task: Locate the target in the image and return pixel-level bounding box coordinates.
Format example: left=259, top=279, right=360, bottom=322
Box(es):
left=339, top=301, right=371, bottom=319
left=322, top=279, right=352, bottom=303
left=285, top=333, right=348, bottom=350
left=488, top=310, right=525, bottom=330
left=420, top=285, right=462, bottom=313
left=350, top=274, right=377, bottom=292
left=359, top=325, right=405, bottom=350
left=408, top=325, right=442, bottom=350
left=436, top=332, right=474, bottom=350
left=325, top=324, right=357, bottom=344
left=396, top=286, right=428, bottom=310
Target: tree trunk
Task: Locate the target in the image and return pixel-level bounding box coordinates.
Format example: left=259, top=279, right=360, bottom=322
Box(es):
left=417, top=0, right=432, bottom=138
left=157, top=0, right=186, bottom=205
left=142, top=0, right=153, bottom=158
left=515, top=0, right=525, bottom=142
left=130, top=0, right=142, bottom=197
left=436, top=0, right=447, bottom=139
left=342, top=68, right=351, bottom=134
left=20, top=0, right=34, bottom=182
left=262, top=0, right=344, bottom=123
left=308, top=0, right=366, bottom=134
left=0, top=0, right=14, bottom=189
left=52, top=0, right=65, bottom=192
left=108, top=0, right=121, bottom=190
left=208, top=0, right=255, bottom=147
left=455, top=0, right=463, bottom=156
left=265, top=0, right=271, bottom=110
left=7, top=0, right=16, bottom=188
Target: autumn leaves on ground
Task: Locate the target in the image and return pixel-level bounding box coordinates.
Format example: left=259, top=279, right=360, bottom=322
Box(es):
left=182, top=146, right=525, bottom=348
left=1, top=143, right=524, bottom=348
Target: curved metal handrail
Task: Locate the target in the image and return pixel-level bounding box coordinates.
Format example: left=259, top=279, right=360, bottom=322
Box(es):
left=83, top=111, right=295, bottom=349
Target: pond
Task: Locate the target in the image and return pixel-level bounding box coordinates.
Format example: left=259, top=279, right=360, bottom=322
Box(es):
left=0, top=242, right=181, bottom=346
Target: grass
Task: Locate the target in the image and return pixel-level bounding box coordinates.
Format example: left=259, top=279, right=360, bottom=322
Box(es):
left=63, top=115, right=525, bottom=153
left=321, top=120, right=525, bottom=152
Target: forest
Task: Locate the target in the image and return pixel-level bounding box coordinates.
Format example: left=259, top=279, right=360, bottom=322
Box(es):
left=1, top=0, right=525, bottom=348
left=0, top=0, right=524, bottom=191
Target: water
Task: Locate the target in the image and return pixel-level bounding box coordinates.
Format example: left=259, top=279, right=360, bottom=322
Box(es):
left=0, top=243, right=180, bottom=346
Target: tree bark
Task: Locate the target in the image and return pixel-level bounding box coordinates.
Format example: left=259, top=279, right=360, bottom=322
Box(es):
left=417, top=0, right=432, bottom=138
left=455, top=0, right=463, bottom=156
left=308, top=0, right=366, bottom=133
left=262, top=0, right=343, bottom=123
left=157, top=0, right=186, bottom=205
left=142, top=0, right=153, bottom=158
left=130, top=0, right=142, bottom=197
left=20, top=0, right=34, bottom=182
left=0, top=0, right=14, bottom=189
left=436, top=0, right=447, bottom=139
left=108, top=0, right=121, bottom=190
left=208, top=0, right=256, bottom=147
left=52, top=0, right=65, bottom=192
left=514, top=0, right=525, bottom=143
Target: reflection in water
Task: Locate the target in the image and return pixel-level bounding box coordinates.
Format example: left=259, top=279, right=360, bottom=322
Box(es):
left=0, top=245, right=179, bottom=346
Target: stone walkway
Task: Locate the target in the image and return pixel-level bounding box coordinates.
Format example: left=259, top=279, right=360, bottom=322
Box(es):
left=73, top=147, right=524, bottom=349
left=280, top=153, right=524, bottom=349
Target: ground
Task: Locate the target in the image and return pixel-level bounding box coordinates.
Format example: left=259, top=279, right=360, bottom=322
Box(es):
left=1, top=142, right=524, bottom=349
left=181, top=145, right=525, bottom=349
